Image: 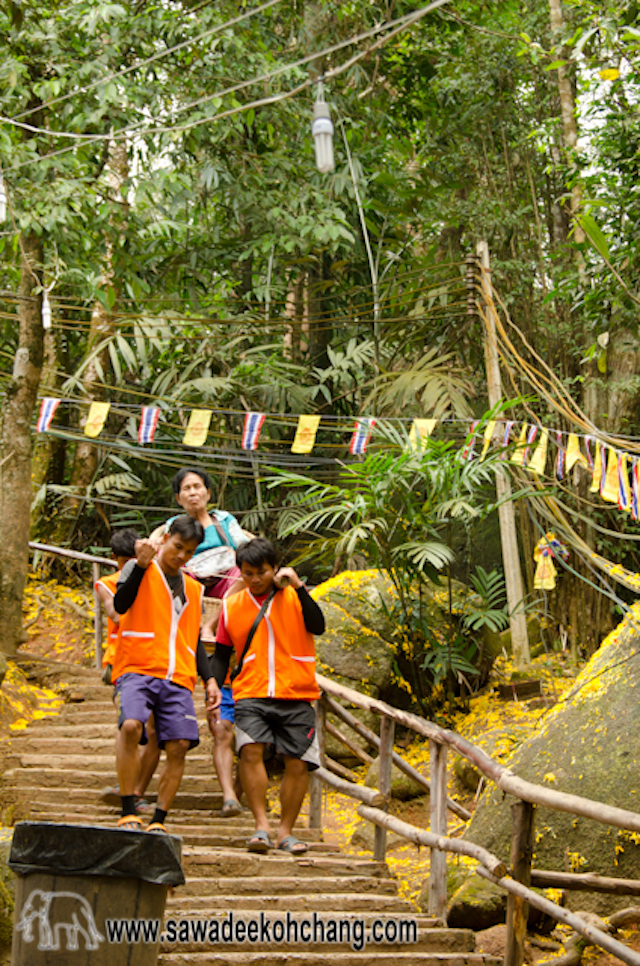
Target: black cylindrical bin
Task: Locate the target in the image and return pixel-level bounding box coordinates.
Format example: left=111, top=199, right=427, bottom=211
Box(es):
left=8, top=822, right=184, bottom=965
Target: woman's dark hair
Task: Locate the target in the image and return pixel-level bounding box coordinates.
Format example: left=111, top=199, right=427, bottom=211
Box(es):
left=110, top=528, right=140, bottom=558
left=236, top=537, right=278, bottom=569
left=171, top=466, right=212, bottom=496
left=168, top=515, right=205, bottom=545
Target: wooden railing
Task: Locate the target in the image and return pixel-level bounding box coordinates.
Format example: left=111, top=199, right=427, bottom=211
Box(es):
left=310, top=673, right=640, bottom=966
left=28, top=541, right=117, bottom=670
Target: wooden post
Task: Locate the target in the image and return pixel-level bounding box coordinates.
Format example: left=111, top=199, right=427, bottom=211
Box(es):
left=309, top=696, right=326, bottom=829
left=428, top=739, right=448, bottom=920
left=505, top=800, right=536, bottom=966
left=475, top=240, right=530, bottom=668
left=373, top=715, right=394, bottom=862
left=92, top=561, right=103, bottom=671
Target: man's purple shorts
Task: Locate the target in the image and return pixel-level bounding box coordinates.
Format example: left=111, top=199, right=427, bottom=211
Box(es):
left=115, top=673, right=200, bottom=749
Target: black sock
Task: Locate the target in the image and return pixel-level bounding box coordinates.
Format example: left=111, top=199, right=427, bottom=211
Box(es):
left=151, top=808, right=167, bottom=826
left=121, top=795, right=136, bottom=818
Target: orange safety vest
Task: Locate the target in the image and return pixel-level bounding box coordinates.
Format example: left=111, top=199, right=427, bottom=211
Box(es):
left=112, top=560, right=203, bottom=692
left=95, top=570, right=120, bottom=668
left=223, top=586, right=319, bottom=702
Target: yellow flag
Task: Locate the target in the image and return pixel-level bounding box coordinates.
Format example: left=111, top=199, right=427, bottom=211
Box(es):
left=291, top=415, right=321, bottom=454
left=565, top=434, right=587, bottom=471
left=183, top=409, right=212, bottom=447
left=479, top=421, right=496, bottom=461
left=511, top=423, right=528, bottom=465
left=408, top=418, right=437, bottom=452
left=590, top=443, right=602, bottom=493
left=601, top=447, right=619, bottom=503
left=84, top=401, right=110, bottom=438
left=528, top=428, right=548, bottom=476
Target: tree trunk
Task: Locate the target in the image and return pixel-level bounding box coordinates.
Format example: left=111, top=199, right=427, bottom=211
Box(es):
left=0, top=232, right=44, bottom=655
left=63, top=140, right=128, bottom=538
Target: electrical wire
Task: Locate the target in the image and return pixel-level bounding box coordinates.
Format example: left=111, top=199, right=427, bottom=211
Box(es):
left=6, top=0, right=454, bottom=172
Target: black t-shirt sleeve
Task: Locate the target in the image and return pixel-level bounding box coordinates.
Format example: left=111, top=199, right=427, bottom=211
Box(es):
left=209, top=644, right=233, bottom=688
left=114, top=562, right=147, bottom=614
left=296, top=585, right=325, bottom=635
left=196, top=638, right=212, bottom=682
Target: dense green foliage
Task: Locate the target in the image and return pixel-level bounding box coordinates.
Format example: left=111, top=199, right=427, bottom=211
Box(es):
left=2, top=0, right=640, bottom=658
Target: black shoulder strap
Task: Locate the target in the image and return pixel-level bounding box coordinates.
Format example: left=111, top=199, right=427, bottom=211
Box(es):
left=211, top=512, right=233, bottom=548
left=230, top=587, right=277, bottom=683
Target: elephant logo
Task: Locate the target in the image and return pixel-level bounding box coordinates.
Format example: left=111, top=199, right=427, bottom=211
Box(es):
left=16, top=889, right=104, bottom=951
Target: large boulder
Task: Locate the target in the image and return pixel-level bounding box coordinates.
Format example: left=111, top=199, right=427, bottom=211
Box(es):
left=467, top=600, right=640, bottom=914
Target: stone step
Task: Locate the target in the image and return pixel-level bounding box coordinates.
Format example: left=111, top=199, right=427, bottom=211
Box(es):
left=174, top=876, right=399, bottom=898
left=2, top=767, right=220, bottom=794
left=5, top=785, right=223, bottom=811
left=166, top=893, right=415, bottom=914
left=158, top=954, right=500, bottom=966
left=4, top=753, right=216, bottom=772
left=156, top=918, right=470, bottom=955
left=181, top=849, right=388, bottom=880
left=25, top=803, right=310, bottom=830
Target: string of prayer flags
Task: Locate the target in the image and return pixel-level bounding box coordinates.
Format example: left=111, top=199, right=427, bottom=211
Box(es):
left=241, top=412, right=266, bottom=451
left=350, top=418, right=376, bottom=456
left=511, top=423, right=528, bottom=465
left=618, top=453, right=632, bottom=513
left=291, top=415, right=321, bottom=454
left=462, top=420, right=480, bottom=460
left=528, top=428, right=548, bottom=476
left=589, top=442, right=602, bottom=494
left=555, top=432, right=565, bottom=479
left=84, top=401, right=110, bottom=438
left=407, top=418, right=437, bottom=452
left=138, top=406, right=160, bottom=444
left=36, top=398, right=60, bottom=433
left=479, top=420, right=496, bottom=461
left=601, top=447, right=619, bottom=503
left=183, top=409, right=212, bottom=447
left=565, top=434, right=587, bottom=472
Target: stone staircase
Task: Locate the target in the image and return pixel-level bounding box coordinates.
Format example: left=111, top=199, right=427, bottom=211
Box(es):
left=0, top=667, right=499, bottom=966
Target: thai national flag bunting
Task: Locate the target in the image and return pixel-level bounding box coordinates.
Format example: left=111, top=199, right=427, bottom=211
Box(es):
left=138, top=406, right=160, bottom=443
left=462, top=420, right=480, bottom=460
left=242, top=412, right=266, bottom=451
left=36, top=397, right=60, bottom=433
left=349, top=418, right=376, bottom=456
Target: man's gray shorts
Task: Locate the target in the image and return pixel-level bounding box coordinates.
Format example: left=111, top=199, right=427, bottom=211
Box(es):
left=234, top=698, right=319, bottom=770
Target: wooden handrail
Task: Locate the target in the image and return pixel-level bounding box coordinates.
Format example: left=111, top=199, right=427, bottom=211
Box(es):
left=29, top=541, right=118, bottom=568
left=317, top=672, right=640, bottom=834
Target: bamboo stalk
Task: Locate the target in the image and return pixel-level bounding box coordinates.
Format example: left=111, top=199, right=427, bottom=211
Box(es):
left=357, top=804, right=506, bottom=876
left=476, top=866, right=640, bottom=966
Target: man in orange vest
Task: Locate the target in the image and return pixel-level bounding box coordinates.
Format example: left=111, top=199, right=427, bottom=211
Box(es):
left=210, top=538, right=325, bottom=854
left=95, top=528, right=159, bottom=817
left=112, top=515, right=221, bottom=833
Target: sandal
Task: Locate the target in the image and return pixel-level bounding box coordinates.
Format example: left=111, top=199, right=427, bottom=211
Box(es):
left=146, top=822, right=168, bottom=834
left=247, top=830, right=272, bottom=853
left=117, top=815, right=144, bottom=831
left=221, top=799, right=243, bottom=818
left=276, top=835, right=308, bottom=854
